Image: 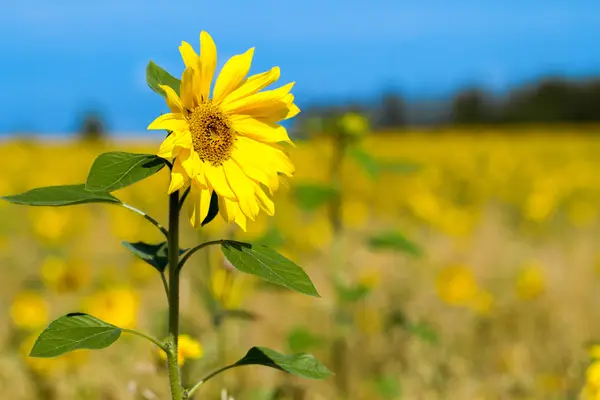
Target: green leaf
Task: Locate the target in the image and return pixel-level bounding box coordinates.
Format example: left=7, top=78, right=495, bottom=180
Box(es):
left=146, top=61, right=181, bottom=97
left=349, top=147, right=381, bottom=179
left=221, top=241, right=319, bottom=297
left=122, top=241, right=187, bottom=273
left=369, top=231, right=422, bottom=257
left=294, top=184, right=338, bottom=211
left=235, top=347, right=332, bottom=380
left=374, top=375, right=402, bottom=399
left=30, top=313, right=121, bottom=358
left=86, top=152, right=165, bottom=192
left=287, top=327, right=324, bottom=353
left=202, top=191, right=219, bottom=226
left=2, top=184, right=120, bottom=207
left=334, top=281, right=372, bottom=303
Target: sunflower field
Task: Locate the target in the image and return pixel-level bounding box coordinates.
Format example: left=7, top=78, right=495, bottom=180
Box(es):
left=3, top=126, right=600, bottom=399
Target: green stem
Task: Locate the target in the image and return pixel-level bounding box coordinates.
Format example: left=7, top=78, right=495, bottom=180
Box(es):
left=121, top=202, right=169, bottom=238
left=167, top=190, right=183, bottom=400
left=122, top=328, right=167, bottom=353
left=185, top=365, right=237, bottom=398
left=160, top=272, right=170, bottom=301
left=178, top=239, right=224, bottom=273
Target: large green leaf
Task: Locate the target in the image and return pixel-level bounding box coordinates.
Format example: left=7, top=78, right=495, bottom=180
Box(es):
left=235, top=347, right=332, bottom=380
left=369, top=231, right=422, bottom=257
left=123, top=241, right=187, bottom=273
left=30, top=313, right=121, bottom=358
left=86, top=152, right=165, bottom=192
left=221, top=241, right=319, bottom=297
left=146, top=61, right=181, bottom=97
left=2, top=184, right=120, bottom=207
left=294, top=184, right=338, bottom=211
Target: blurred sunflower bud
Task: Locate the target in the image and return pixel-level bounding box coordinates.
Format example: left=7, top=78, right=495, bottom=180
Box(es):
left=338, top=112, right=370, bottom=138
left=40, top=255, right=91, bottom=293
left=84, top=287, right=140, bottom=329
left=435, top=265, right=479, bottom=307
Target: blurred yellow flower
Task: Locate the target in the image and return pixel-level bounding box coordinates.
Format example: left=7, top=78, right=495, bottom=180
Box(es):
left=358, top=268, right=382, bottom=290
left=341, top=198, right=370, bottom=229
left=30, top=208, right=70, bottom=243
left=158, top=334, right=204, bottom=366
left=40, top=256, right=91, bottom=293
left=590, top=345, right=600, bottom=360
left=467, top=289, right=495, bottom=315
left=354, top=305, right=383, bottom=335
left=587, top=361, right=600, bottom=390
left=436, top=265, right=479, bottom=306
left=84, top=287, right=140, bottom=329
left=515, top=262, right=545, bottom=301
left=128, top=259, right=156, bottom=285
left=210, top=267, right=254, bottom=309
left=10, top=290, right=49, bottom=330
left=338, top=112, right=369, bottom=137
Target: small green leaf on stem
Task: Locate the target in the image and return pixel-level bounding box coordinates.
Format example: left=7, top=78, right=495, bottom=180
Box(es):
left=122, top=241, right=187, bottom=273
left=235, top=347, right=333, bottom=379
left=369, top=231, right=422, bottom=257
left=30, top=313, right=121, bottom=358
left=221, top=241, right=319, bottom=297
left=2, top=184, right=120, bottom=207
left=86, top=152, right=165, bottom=192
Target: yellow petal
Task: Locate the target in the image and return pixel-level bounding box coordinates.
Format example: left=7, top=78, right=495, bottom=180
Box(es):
left=180, top=149, right=203, bottom=178
left=218, top=196, right=236, bottom=223
left=222, top=66, right=281, bottom=105
left=230, top=145, right=271, bottom=186
left=148, top=113, right=187, bottom=131
left=223, top=159, right=259, bottom=220
left=204, top=163, right=236, bottom=198
left=285, top=103, right=301, bottom=120
left=179, top=41, right=199, bottom=69
left=188, top=181, right=212, bottom=228
left=160, top=85, right=184, bottom=113
left=199, top=31, right=217, bottom=102
left=180, top=68, right=196, bottom=110
left=235, top=136, right=294, bottom=177
left=213, top=48, right=254, bottom=103
left=222, top=82, right=294, bottom=116
left=156, top=131, right=192, bottom=159
left=233, top=208, right=247, bottom=231
left=168, top=158, right=189, bottom=194
left=253, top=182, right=275, bottom=216
left=229, top=115, right=292, bottom=144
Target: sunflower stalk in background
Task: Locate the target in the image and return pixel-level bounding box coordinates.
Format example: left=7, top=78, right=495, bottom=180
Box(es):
left=2, top=31, right=331, bottom=400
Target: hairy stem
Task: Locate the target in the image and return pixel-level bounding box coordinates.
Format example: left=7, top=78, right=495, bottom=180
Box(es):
left=178, top=239, right=224, bottom=273
left=122, top=328, right=167, bottom=353
left=167, top=190, right=183, bottom=400
left=185, top=365, right=237, bottom=398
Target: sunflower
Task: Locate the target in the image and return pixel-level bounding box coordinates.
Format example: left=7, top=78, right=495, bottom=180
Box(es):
left=148, top=31, right=298, bottom=231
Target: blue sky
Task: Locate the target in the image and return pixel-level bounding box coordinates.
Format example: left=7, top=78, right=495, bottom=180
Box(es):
left=1, top=0, right=599, bottom=133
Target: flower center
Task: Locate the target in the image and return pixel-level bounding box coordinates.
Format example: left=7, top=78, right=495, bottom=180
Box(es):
left=187, top=103, right=236, bottom=166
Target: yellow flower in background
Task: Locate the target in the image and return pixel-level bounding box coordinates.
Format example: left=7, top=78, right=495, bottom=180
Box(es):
left=338, top=112, right=369, bottom=137
left=158, top=334, right=204, bottom=366
left=148, top=31, right=298, bottom=231
left=586, top=361, right=600, bottom=391
left=210, top=266, right=254, bottom=309
left=436, top=265, right=479, bottom=306
left=516, top=262, right=545, bottom=301
left=590, top=345, right=600, bottom=360
left=128, top=259, right=156, bottom=285
left=30, top=208, right=70, bottom=242
left=40, top=256, right=91, bottom=293
left=358, top=268, right=382, bottom=290
left=467, top=289, right=495, bottom=315
left=341, top=198, right=370, bottom=229
left=84, top=287, right=140, bottom=329
left=354, top=305, right=383, bottom=335
left=10, top=291, right=49, bottom=330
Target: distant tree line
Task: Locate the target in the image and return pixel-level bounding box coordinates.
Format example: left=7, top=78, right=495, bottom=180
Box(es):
left=297, top=77, right=600, bottom=131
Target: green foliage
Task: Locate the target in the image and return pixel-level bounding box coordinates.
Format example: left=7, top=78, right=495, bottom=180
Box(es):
left=287, top=327, right=325, bottom=353
left=146, top=61, right=181, bottom=97
left=334, top=280, right=372, bottom=303
left=123, top=241, right=186, bottom=273
left=294, top=183, right=338, bottom=211
left=235, top=347, right=332, bottom=380
left=349, top=146, right=420, bottom=179
left=2, top=184, right=120, bottom=207
left=86, top=152, right=165, bottom=192
left=221, top=241, right=319, bottom=297
left=369, top=231, right=422, bottom=257
left=30, top=313, right=121, bottom=358
left=374, top=375, right=402, bottom=399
